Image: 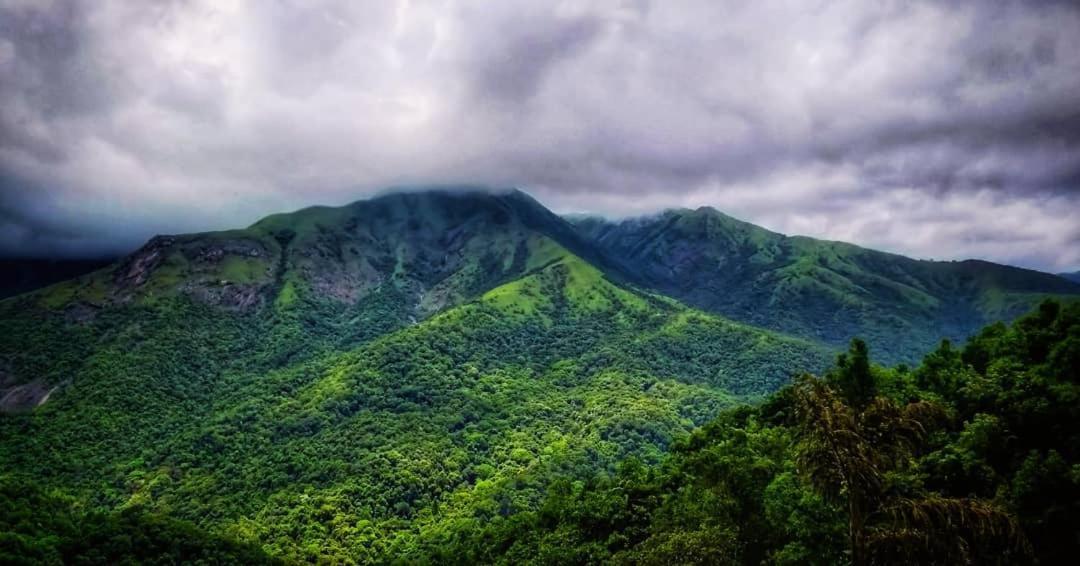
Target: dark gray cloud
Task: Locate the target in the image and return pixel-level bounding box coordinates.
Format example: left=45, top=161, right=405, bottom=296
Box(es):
left=0, top=0, right=1078, bottom=270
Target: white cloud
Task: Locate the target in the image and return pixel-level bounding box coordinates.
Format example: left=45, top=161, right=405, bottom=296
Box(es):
left=1, top=0, right=1078, bottom=270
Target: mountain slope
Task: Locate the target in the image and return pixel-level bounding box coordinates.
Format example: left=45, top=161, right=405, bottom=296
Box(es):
left=3, top=187, right=1074, bottom=562
left=7, top=189, right=630, bottom=386
left=1060, top=271, right=1080, bottom=284
left=0, top=239, right=829, bottom=562
left=0, top=188, right=835, bottom=562
left=39, top=189, right=607, bottom=313
left=572, top=208, right=1080, bottom=363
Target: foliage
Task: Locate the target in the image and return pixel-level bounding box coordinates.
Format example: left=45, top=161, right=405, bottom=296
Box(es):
left=1, top=187, right=1078, bottom=564
left=0, top=243, right=828, bottom=564
left=423, top=300, right=1078, bottom=565
left=2, top=287, right=1076, bottom=564
left=0, top=475, right=277, bottom=565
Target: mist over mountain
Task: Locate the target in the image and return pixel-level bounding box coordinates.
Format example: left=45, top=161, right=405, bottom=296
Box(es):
left=3, top=1, right=1079, bottom=273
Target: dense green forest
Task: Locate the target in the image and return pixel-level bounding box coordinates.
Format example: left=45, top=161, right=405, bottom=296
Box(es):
left=3, top=294, right=1077, bottom=563
left=0, top=250, right=828, bottom=564
left=410, top=299, right=1080, bottom=564
left=2, top=190, right=1078, bottom=564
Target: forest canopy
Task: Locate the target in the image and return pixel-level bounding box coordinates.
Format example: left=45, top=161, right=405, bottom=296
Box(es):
left=2, top=299, right=1077, bottom=564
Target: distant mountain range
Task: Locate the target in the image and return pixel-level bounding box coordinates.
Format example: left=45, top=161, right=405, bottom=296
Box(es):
left=1060, top=271, right=1080, bottom=283
left=572, top=207, right=1079, bottom=363
left=2, top=187, right=1077, bottom=562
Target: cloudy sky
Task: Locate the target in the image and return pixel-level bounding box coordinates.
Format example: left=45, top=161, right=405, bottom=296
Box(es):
left=1, top=0, right=1079, bottom=271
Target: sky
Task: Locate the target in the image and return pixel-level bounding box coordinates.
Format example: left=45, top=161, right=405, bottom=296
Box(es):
left=1, top=0, right=1078, bottom=272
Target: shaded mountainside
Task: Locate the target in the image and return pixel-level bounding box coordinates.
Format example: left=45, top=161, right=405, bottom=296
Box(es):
left=1060, top=271, right=1080, bottom=284
left=0, top=476, right=280, bottom=565
left=572, top=208, right=1080, bottom=363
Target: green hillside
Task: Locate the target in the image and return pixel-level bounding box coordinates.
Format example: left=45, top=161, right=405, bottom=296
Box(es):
left=2, top=188, right=1077, bottom=564
left=427, top=299, right=1080, bottom=565
left=572, top=208, right=1080, bottom=363
left=0, top=194, right=829, bottom=563
left=39, top=189, right=604, bottom=313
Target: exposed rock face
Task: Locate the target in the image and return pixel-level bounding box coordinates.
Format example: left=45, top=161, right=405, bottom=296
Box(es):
left=190, top=240, right=271, bottom=264
left=183, top=282, right=266, bottom=311
left=102, top=234, right=277, bottom=310
left=0, top=371, right=59, bottom=413
left=114, top=236, right=176, bottom=289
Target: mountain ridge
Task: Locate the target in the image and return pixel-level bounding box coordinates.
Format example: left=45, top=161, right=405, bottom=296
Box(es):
left=0, top=209, right=830, bottom=560
left=569, top=205, right=1079, bottom=362
left=9, top=187, right=1078, bottom=367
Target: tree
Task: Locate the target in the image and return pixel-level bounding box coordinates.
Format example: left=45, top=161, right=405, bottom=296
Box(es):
left=829, top=338, right=876, bottom=408
left=792, top=373, right=1026, bottom=565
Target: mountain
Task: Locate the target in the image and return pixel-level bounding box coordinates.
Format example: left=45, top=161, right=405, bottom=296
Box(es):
left=0, top=188, right=830, bottom=562
left=1060, top=271, right=1080, bottom=283
left=2, top=187, right=1077, bottom=563
left=572, top=207, right=1080, bottom=363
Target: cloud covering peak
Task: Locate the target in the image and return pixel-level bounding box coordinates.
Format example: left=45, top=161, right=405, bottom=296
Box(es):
left=1, top=0, right=1078, bottom=270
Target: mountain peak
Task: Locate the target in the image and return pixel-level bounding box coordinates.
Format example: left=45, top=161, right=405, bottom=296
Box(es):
left=36, top=186, right=616, bottom=320
left=15, top=187, right=1080, bottom=366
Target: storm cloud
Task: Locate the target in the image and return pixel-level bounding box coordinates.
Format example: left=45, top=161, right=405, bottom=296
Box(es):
left=1, top=0, right=1078, bottom=270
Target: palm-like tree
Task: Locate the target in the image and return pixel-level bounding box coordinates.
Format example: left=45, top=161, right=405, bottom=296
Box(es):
left=792, top=372, right=1027, bottom=565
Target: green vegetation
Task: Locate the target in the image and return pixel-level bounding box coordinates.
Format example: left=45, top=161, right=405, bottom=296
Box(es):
left=2, top=189, right=1078, bottom=563
left=0, top=238, right=827, bottom=563
left=0, top=476, right=278, bottom=565
left=573, top=208, right=1080, bottom=364
left=427, top=300, right=1079, bottom=565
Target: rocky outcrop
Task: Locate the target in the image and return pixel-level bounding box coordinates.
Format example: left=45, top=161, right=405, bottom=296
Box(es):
left=103, top=234, right=276, bottom=311
left=0, top=370, right=60, bottom=413
left=113, top=236, right=175, bottom=289
left=183, top=282, right=266, bottom=311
